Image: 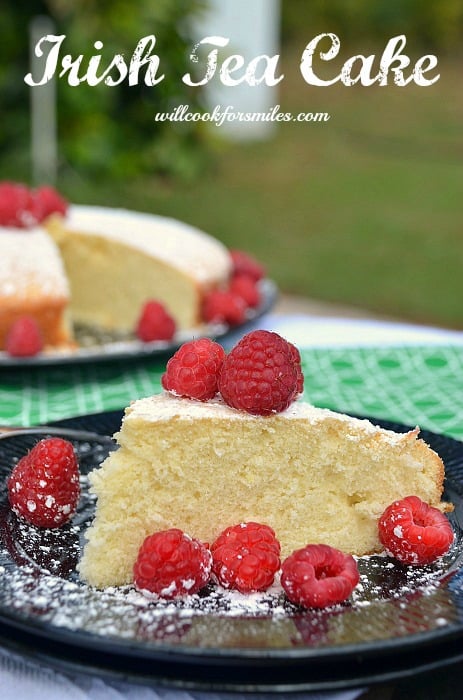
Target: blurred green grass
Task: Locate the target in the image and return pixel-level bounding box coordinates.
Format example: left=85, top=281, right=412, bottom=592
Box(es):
left=62, top=53, right=463, bottom=328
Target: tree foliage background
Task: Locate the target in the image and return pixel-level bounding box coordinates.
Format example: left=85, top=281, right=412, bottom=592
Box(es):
left=0, top=0, right=207, bottom=182
left=0, top=0, right=461, bottom=184
left=282, top=0, right=463, bottom=52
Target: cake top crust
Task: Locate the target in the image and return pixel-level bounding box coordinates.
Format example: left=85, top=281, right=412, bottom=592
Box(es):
left=0, top=226, right=69, bottom=299
left=124, top=392, right=411, bottom=446
left=62, top=205, right=232, bottom=284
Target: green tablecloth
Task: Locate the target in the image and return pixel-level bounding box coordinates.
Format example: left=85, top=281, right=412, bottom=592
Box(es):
left=1, top=345, right=463, bottom=440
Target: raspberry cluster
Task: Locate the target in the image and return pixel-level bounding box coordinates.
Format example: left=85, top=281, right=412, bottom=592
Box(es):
left=133, top=249, right=265, bottom=345
left=132, top=522, right=360, bottom=607
left=0, top=181, right=67, bottom=228
left=162, top=329, right=304, bottom=415
left=202, top=249, right=265, bottom=326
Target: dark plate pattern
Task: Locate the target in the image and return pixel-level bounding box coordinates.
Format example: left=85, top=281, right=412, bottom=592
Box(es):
left=0, top=412, right=463, bottom=692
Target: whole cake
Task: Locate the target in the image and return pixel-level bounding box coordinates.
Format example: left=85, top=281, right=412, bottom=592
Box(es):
left=0, top=226, right=73, bottom=350
left=79, top=392, right=446, bottom=589
left=46, top=205, right=232, bottom=333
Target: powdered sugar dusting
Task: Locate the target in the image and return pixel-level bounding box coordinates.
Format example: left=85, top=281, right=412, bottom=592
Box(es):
left=0, top=227, right=69, bottom=299
left=0, top=492, right=461, bottom=649
left=0, top=434, right=462, bottom=652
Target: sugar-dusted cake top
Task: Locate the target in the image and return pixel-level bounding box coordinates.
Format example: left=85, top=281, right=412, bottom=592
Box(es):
left=64, top=205, right=232, bottom=284
left=0, top=226, right=69, bottom=299
left=124, top=391, right=408, bottom=445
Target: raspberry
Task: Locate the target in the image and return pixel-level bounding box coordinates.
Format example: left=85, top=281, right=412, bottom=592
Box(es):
left=31, top=185, right=68, bottom=222
left=211, top=522, right=281, bottom=593
left=7, top=437, right=80, bottom=528
left=229, top=274, right=261, bottom=309
left=230, top=250, right=266, bottom=282
left=287, top=340, right=304, bottom=395
left=378, top=495, right=454, bottom=565
left=5, top=316, right=44, bottom=357
left=0, top=181, right=36, bottom=228
left=218, top=330, right=301, bottom=415
left=135, top=300, right=176, bottom=342
left=281, top=544, right=360, bottom=609
left=202, top=289, right=247, bottom=326
left=133, top=528, right=212, bottom=598
left=162, top=337, right=226, bottom=401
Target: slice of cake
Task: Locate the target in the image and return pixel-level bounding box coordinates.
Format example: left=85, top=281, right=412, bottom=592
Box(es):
left=47, top=205, right=232, bottom=333
left=79, top=393, right=446, bottom=589
left=0, top=226, right=72, bottom=350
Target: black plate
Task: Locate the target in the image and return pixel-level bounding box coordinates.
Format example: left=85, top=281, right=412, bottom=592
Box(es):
left=0, top=280, right=277, bottom=367
left=1, top=411, right=463, bottom=693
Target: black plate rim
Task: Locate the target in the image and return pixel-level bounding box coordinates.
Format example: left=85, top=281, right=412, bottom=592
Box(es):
left=1, top=411, right=463, bottom=691
left=0, top=280, right=277, bottom=368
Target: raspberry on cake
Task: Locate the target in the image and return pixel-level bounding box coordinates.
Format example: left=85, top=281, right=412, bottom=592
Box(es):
left=218, top=330, right=303, bottom=415
left=162, top=338, right=226, bottom=401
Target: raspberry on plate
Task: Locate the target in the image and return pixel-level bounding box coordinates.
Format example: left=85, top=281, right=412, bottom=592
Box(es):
left=218, top=329, right=303, bottom=415
left=135, top=300, right=176, bottom=342
left=202, top=289, right=247, bottom=326
left=230, top=249, right=266, bottom=282
left=133, top=528, right=212, bottom=598
left=229, top=274, right=261, bottom=309
left=5, top=316, right=44, bottom=357
left=211, top=521, right=281, bottom=593
left=378, top=495, right=454, bottom=565
left=7, top=437, right=80, bottom=528
left=281, top=544, right=360, bottom=609
left=162, top=337, right=226, bottom=401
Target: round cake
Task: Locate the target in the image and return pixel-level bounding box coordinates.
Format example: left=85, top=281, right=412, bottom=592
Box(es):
left=0, top=191, right=233, bottom=353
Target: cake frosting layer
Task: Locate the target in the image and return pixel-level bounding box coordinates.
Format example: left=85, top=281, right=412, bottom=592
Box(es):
left=0, top=227, right=69, bottom=300
left=62, top=206, right=231, bottom=285
left=80, top=394, right=446, bottom=588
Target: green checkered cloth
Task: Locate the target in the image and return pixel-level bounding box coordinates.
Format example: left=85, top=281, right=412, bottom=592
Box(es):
left=1, top=345, right=463, bottom=440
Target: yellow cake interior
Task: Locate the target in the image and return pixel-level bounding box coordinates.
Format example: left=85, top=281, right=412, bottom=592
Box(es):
left=46, top=205, right=231, bottom=332
left=79, top=393, right=447, bottom=589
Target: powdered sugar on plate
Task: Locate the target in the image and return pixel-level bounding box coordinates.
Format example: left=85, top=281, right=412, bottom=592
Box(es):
left=1, top=430, right=463, bottom=651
